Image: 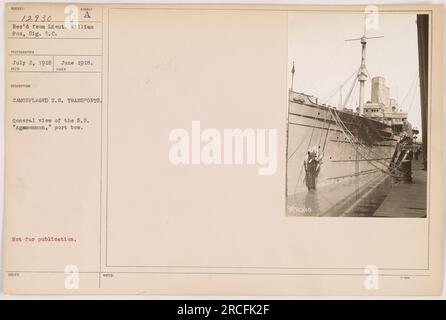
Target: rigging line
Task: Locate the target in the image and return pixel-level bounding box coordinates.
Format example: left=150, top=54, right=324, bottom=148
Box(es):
left=332, top=110, right=392, bottom=169
left=322, top=70, right=357, bottom=102
left=329, top=108, right=404, bottom=177
left=343, top=69, right=360, bottom=108
left=364, top=67, right=373, bottom=81
left=322, top=111, right=333, bottom=153
left=406, top=77, right=420, bottom=114
left=290, top=100, right=334, bottom=194
left=401, top=73, right=419, bottom=107
left=343, top=79, right=356, bottom=108
left=321, top=86, right=340, bottom=105
left=348, top=72, right=390, bottom=143
left=343, top=71, right=358, bottom=106
left=322, top=69, right=358, bottom=105
left=329, top=108, right=397, bottom=177
left=352, top=79, right=359, bottom=107
left=329, top=108, right=391, bottom=167
left=345, top=78, right=358, bottom=108
left=343, top=68, right=361, bottom=86
left=348, top=80, right=389, bottom=143
left=406, top=85, right=419, bottom=114
left=401, top=75, right=417, bottom=107
left=294, top=111, right=324, bottom=192
left=287, top=128, right=312, bottom=161
left=318, top=106, right=331, bottom=146
left=293, top=124, right=317, bottom=194
left=294, top=163, right=305, bottom=195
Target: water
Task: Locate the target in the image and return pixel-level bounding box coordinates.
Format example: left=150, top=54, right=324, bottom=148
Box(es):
left=286, top=174, right=396, bottom=217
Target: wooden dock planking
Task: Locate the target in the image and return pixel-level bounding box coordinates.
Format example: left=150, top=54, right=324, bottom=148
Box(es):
left=373, top=159, right=427, bottom=218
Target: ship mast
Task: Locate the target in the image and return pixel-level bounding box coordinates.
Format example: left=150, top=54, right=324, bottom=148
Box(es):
left=345, top=19, right=383, bottom=116
left=358, top=36, right=368, bottom=115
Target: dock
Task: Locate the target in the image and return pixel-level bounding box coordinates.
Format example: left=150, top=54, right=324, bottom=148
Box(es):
left=373, top=158, right=427, bottom=218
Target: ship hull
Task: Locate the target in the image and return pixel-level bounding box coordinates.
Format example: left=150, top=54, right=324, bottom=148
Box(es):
left=286, top=91, right=398, bottom=216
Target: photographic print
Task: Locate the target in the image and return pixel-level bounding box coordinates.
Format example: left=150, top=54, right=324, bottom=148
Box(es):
left=4, top=3, right=443, bottom=295
left=286, top=11, right=429, bottom=217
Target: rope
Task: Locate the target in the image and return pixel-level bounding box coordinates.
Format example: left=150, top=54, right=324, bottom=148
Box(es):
left=328, top=107, right=404, bottom=178
left=331, top=109, right=388, bottom=167
left=330, top=107, right=391, bottom=163
left=401, top=73, right=419, bottom=108
left=406, top=77, right=420, bottom=114
left=294, top=125, right=316, bottom=193
left=318, top=104, right=331, bottom=146
left=343, top=72, right=359, bottom=108
left=322, top=69, right=359, bottom=105
left=287, top=128, right=311, bottom=161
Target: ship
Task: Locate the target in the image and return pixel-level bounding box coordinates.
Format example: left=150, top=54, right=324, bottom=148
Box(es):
left=286, top=34, right=411, bottom=217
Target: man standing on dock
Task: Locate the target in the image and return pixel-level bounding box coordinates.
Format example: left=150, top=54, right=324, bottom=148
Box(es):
left=395, top=133, right=414, bottom=183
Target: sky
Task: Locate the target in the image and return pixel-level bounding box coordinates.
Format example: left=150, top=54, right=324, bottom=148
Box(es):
left=288, top=12, right=422, bottom=133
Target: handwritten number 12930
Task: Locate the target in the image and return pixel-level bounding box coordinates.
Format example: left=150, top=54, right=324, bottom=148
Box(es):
left=21, top=15, right=51, bottom=22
